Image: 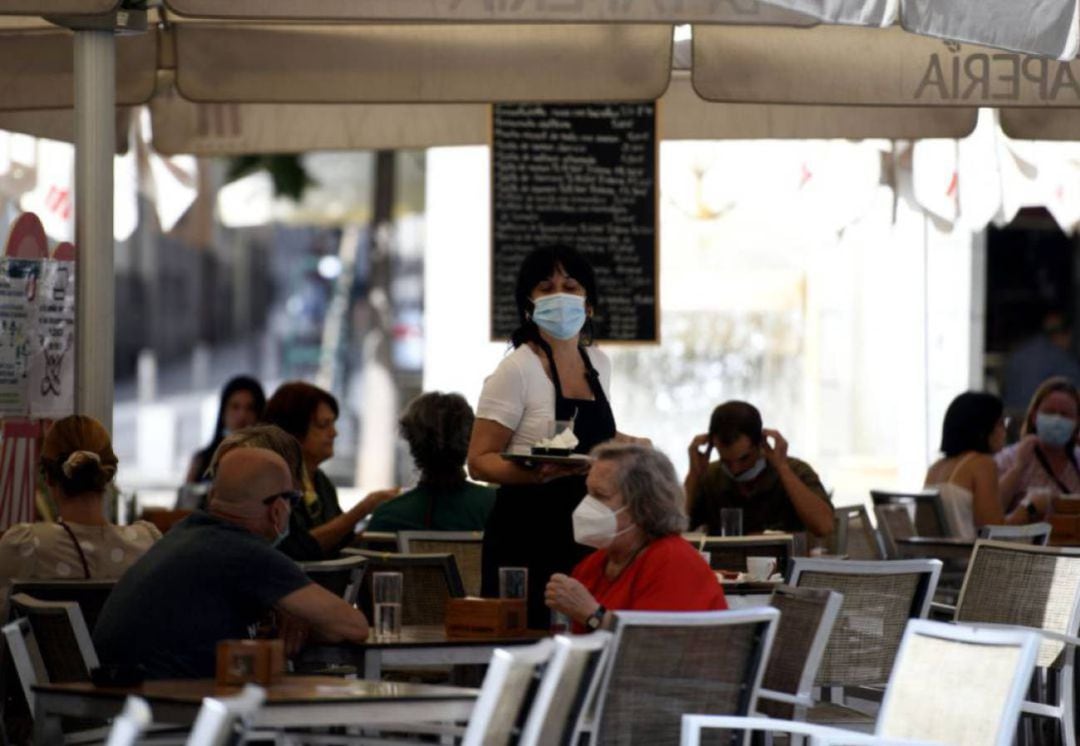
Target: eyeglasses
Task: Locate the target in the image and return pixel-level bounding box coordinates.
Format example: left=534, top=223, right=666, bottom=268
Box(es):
left=261, top=490, right=302, bottom=509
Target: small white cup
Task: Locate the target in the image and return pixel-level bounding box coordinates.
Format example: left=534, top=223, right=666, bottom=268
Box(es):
left=746, top=556, right=777, bottom=582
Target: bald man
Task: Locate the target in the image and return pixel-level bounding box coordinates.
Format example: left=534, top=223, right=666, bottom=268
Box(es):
left=94, top=448, right=369, bottom=679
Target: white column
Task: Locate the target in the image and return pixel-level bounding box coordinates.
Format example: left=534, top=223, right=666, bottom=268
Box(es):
left=74, top=29, right=116, bottom=432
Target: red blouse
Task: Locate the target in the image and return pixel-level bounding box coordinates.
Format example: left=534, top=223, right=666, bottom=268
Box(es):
left=571, top=534, right=727, bottom=626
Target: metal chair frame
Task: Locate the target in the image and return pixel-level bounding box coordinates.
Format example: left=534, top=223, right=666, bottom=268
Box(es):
left=699, top=534, right=795, bottom=577
left=298, top=555, right=367, bottom=606
left=7, top=579, right=117, bottom=629
left=397, top=531, right=484, bottom=596
left=788, top=558, right=942, bottom=623
left=870, top=489, right=949, bottom=538
left=977, top=522, right=1052, bottom=546
left=832, top=504, right=885, bottom=560
left=461, top=639, right=555, bottom=746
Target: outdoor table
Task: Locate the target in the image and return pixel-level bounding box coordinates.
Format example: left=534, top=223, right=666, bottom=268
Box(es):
left=32, top=675, right=478, bottom=745
left=720, top=581, right=781, bottom=610
left=301, top=624, right=548, bottom=679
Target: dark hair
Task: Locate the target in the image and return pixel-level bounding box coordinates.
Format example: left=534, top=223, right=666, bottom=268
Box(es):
left=1021, top=376, right=1080, bottom=438
left=510, top=245, right=599, bottom=349
left=399, top=391, right=474, bottom=490
left=40, top=415, right=118, bottom=495
left=940, top=391, right=1003, bottom=457
left=708, top=401, right=763, bottom=447
left=191, top=376, right=266, bottom=481
left=263, top=381, right=340, bottom=441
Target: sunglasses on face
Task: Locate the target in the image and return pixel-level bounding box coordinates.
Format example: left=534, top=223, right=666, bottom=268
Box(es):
left=261, top=490, right=302, bottom=509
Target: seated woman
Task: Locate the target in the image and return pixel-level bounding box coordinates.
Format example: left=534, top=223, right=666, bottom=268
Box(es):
left=184, top=375, right=266, bottom=485
left=996, top=376, right=1080, bottom=512
left=367, top=392, right=495, bottom=532
left=925, top=391, right=1048, bottom=539
left=0, top=416, right=161, bottom=619
left=545, top=442, right=726, bottom=631
left=263, top=381, right=398, bottom=558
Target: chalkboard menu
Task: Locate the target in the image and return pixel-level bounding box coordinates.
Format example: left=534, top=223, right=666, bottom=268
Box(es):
left=491, top=103, right=658, bottom=342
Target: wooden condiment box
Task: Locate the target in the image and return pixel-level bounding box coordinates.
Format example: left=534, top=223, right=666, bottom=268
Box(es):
left=1050, top=513, right=1080, bottom=542
left=215, top=639, right=285, bottom=686
left=445, top=597, right=527, bottom=638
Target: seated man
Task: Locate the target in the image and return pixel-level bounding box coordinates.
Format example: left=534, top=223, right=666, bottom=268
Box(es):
left=94, top=448, right=369, bottom=679
left=684, top=401, right=833, bottom=538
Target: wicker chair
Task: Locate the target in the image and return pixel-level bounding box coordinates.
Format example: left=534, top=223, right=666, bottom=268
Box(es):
left=7, top=579, right=116, bottom=629
left=681, top=619, right=1041, bottom=746
left=757, top=585, right=843, bottom=720
left=788, top=558, right=942, bottom=729
left=833, top=505, right=883, bottom=560
left=873, top=504, right=915, bottom=559
left=977, top=522, right=1052, bottom=546
left=586, top=608, right=779, bottom=746
left=7, top=594, right=98, bottom=687
left=460, top=640, right=554, bottom=746
left=870, top=489, right=949, bottom=538
left=520, top=632, right=613, bottom=746
left=699, top=535, right=795, bottom=577
left=351, top=531, right=400, bottom=553
left=298, top=555, right=367, bottom=606
left=397, top=531, right=484, bottom=597
left=949, top=540, right=1080, bottom=746
left=344, top=549, right=465, bottom=625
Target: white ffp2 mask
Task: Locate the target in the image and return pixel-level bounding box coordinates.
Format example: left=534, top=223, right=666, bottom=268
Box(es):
left=572, top=495, right=631, bottom=549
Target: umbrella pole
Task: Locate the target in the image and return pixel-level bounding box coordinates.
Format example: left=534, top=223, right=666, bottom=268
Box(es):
left=73, top=28, right=115, bottom=432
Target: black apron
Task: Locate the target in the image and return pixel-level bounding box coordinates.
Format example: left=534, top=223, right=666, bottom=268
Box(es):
left=481, top=344, right=617, bottom=628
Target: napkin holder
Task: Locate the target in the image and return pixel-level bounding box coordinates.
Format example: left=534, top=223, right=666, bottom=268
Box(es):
left=445, top=597, right=527, bottom=638
left=216, top=639, right=285, bottom=686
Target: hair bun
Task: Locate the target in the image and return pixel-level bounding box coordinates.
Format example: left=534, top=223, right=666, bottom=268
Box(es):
left=62, top=450, right=102, bottom=479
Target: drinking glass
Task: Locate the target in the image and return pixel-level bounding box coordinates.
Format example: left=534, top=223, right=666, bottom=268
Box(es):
left=499, top=566, right=529, bottom=600
left=720, top=508, right=743, bottom=537
left=372, top=572, right=403, bottom=639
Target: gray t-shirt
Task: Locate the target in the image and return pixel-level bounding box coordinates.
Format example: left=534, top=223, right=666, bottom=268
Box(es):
left=94, top=511, right=310, bottom=679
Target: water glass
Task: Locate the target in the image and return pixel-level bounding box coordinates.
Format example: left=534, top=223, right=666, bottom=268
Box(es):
left=550, top=610, right=571, bottom=634
left=720, top=508, right=743, bottom=537
left=499, top=566, right=529, bottom=600
left=372, top=572, right=403, bottom=639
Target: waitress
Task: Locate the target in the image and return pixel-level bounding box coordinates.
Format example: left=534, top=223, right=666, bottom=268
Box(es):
left=468, top=245, right=636, bottom=628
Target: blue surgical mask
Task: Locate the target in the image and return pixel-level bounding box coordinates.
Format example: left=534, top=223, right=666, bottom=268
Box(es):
left=272, top=519, right=290, bottom=548
left=1036, top=413, right=1077, bottom=447
left=532, top=293, right=586, bottom=340
left=722, top=456, right=767, bottom=483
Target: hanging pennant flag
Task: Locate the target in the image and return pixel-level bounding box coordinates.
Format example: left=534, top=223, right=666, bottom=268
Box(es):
left=0, top=418, right=40, bottom=530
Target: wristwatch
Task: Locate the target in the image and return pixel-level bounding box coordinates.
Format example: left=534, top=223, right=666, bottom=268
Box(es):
left=585, top=605, right=607, bottom=630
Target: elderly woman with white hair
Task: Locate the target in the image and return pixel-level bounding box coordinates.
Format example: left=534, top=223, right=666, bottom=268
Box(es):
left=545, top=442, right=726, bottom=632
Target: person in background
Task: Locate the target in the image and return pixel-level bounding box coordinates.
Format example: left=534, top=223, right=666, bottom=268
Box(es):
left=94, top=448, right=369, bottom=679
left=926, top=391, right=1047, bottom=539
left=997, top=377, right=1080, bottom=512
left=1004, top=309, right=1080, bottom=417
left=184, top=375, right=266, bottom=484
left=685, top=401, right=833, bottom=538
left=263, top=382, right=399, bottom=556
left=545, top=442, right=726, bottom=632
left=468, top=245, right=646, bottom=629
left=0, top=416, right=160, bottom=620
left=367, top=392, right=495, bottom=532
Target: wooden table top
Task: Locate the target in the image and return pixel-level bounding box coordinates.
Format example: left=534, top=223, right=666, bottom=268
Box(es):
left=34, top=675, right=478, bottom=705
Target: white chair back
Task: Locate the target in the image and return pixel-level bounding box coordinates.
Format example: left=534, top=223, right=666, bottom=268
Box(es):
left=104, top=696, right=153, bottom=746
left=519, top=631, right=613, bottom=746
left=184, top=683, right=266, bottom=746
left=2, top=617, right=46, bottom=713
left=462, top=639, right=555, bottom=746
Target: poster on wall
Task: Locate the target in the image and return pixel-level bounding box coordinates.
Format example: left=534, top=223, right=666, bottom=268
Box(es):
left=27, top=260, right=75, bottom=419
left=0, top=259, right=34, bottom=416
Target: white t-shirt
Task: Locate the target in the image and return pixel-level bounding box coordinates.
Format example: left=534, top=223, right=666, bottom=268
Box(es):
left=475, top=344, right=612, bottom=452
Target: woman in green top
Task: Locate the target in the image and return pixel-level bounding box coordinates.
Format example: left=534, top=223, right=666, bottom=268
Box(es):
left=368, top=392, right=496, bottom=532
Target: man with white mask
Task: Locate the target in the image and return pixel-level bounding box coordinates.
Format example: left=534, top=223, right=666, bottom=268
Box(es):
left=684, top=401, right=833, bottom=538
left=545, top=442, right=725, bottom=632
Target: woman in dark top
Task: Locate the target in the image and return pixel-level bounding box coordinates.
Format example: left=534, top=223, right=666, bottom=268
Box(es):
left=185, top=375, right=265, bottom=484
left=264, top=381, right=399, bottom=558
left=467, top=245, right=644, bottom=628
left=368, top=391, right=495, bottom=532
